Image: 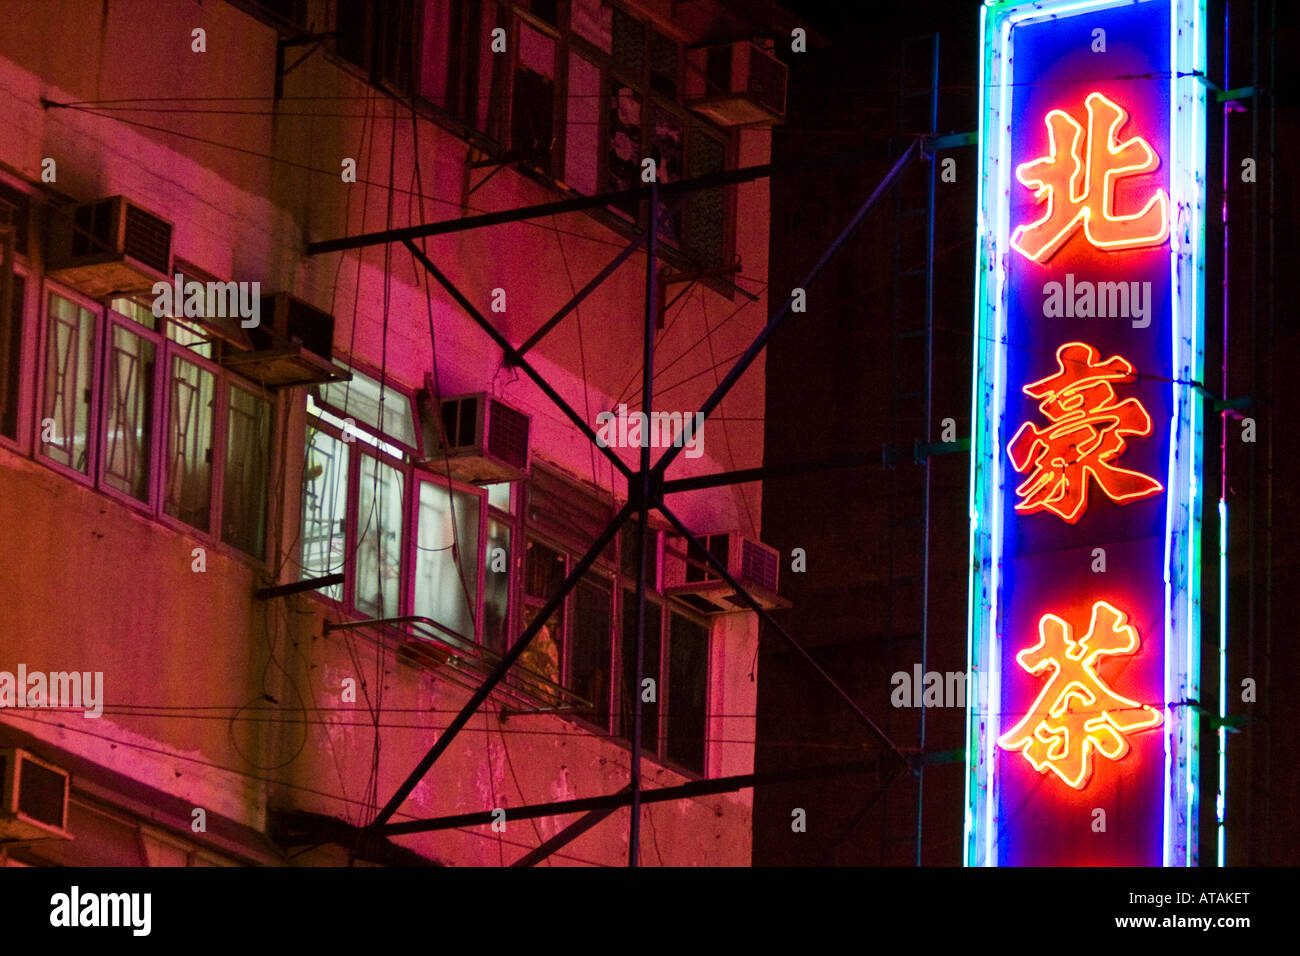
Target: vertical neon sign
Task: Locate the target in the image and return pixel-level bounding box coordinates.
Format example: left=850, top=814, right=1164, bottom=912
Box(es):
left=966, top=0, right=1205, bottom=866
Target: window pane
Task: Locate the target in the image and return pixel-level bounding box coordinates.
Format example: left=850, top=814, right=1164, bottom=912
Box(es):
left=607, top=86, right=642, bottom=220
left=484, top=480, right=511, bottom=513
left=355, top=454, right=406, bottom=618
left=335, top=0, right=371, bottom=72
left=570, top=577, right=612, bottom=727
left=620, top=591, right=660, bottom=751
left=413, top=480, right=480, bottom=640
left=686, top=129, right=727, bottom=268
left=301, top=424, right=348, bottom=600
left=650, top=30, right=679, bottom=97
left=164, top=355, right=215, bottom=529
left=521, top=603, right=562, bottom=692
left=222, top=386, right=271, bottom=557
left=222, top=385, right=270, bottom=556
left=564, top=52, right=601, bottom=195
left=0, top=273, right=25, bottom=439
left=102, top=322, right=156, bottom=501
left=483, top=518, right=511, bottom=654
left=106, top=297, right=158, bottom=332
left=666, top=612, right=708, bottom=774
left=315, top=367, right=417, bottom=449
left=611, top=7, right=645, bottom=80
left=650, top=107, right=683, bottom=245
left=314, top=369, right=416, bottom=452
left=41, top=293, right=95, bottom=473
left=512, top=24, right=556, bottom=170
left=525, top=538, right=565, bottom=599
left=521, top=539, right=565, bottom=686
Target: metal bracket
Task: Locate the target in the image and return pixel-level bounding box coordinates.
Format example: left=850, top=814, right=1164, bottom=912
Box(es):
left=254, top=573, right=345, bottom=600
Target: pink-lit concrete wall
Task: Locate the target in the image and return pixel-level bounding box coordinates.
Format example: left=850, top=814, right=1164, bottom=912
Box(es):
left=0, top=0, right=769, bottom=865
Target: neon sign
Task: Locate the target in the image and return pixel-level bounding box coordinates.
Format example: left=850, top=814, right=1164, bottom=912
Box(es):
left=1008, top=341, right=1164, bottom=523
left=1012, top=92, right=1170, bottom=262
left=998, top=600, right=1163, bottom=789
left=967, top=0, right=1206, bottom=867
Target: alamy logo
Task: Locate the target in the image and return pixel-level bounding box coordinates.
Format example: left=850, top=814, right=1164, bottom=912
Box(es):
left=151, top=273, right=260, bottom=328
left=50, top=886, right=151, bottom=936
left=595, top=404, right=705, bottom=459
left=0, top=664, right=103, bottom=718
left=1042, top=274, right=1153, bottom=329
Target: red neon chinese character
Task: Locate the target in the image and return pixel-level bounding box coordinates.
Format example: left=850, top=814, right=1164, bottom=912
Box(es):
left=1011, top=91, right=1169, bottom=263
left=998, top=600, right=1162, bottom=790
left=1009, top=341, right=1163, bottom=524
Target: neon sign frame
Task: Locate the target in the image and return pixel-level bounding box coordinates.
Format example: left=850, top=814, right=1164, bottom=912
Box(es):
left=966, top=0, right=1206, bottom=867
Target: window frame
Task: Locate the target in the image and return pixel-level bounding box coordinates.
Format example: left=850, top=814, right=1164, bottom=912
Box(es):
left=34, top=279, right=277, bottom=565
left=517, top=478, right=712, bottom=776
left=96, top=301, right=164, bottom=515
left=37, top=283, right=105, bottom=487
left=0, top=259, right=35, bottom=456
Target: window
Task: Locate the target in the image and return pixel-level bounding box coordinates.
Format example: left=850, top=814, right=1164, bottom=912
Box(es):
left=1, top=272, right=27, bottom=441
left=406, top=2, right=734, bottom=269
left=40, top=292, right=96, bottom=475
left=520, top=466, right=710, bottom=774
left=412, top=475, right=479, bottom=639
left=35, top=287, right=274, bottom=558
left=512, top=21, right=557, bottom=170
left=418, top=0, right=500, bottom=133
left=299, top=369, right=517, bottom=645
left=223, top=385, right=272, bottom=556
left=101, top=306, right=158, bottom=503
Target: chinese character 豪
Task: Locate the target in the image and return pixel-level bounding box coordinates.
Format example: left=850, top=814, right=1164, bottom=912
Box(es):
left=998, top=600, right=1162, bottom=790
left=1009, top=341, right=1163, bottom=524
left=1011, top=91, right=1169, bottom=262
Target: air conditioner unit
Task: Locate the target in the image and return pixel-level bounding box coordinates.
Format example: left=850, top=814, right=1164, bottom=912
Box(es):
left=418, top=388, right=530, bottom=483
left=663, top=531, right=789, bottom=614
left=221, top=292, right=350, bottom=389
left=685, top=41, right=787, bottom=126
left=46, top=195, right=173, bottom=299
left=0, top=749, right=71, bottom=842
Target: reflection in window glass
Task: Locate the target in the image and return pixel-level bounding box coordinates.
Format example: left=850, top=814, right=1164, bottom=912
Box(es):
left=301, top=424, right=348, bottom=600
left=484, top=481, right=511, bottom=513
left=164, top=355, right=215, bottom=529
left=42, top=293, right=96, bottom=474
left=522, top=540, right=565, bottom=686
left=315, top=367, right=417, bottom=449
left=413, top=480, right=479, bottom=641
left=223, top=386, right=271, bottom=557
left=667, top=612, right=709, bottom=774
left=483, top=518, right=511, bottom=654
left=102, top=322, right=156, bottom=501
left=355, top=454, right=405, bottom=618
left=570, top=577, right=612, bottom=727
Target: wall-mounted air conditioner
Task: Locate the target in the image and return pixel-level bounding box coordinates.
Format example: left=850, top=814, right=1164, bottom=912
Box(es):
left=685, top=41, right=787, bottom=126
left=662, top=530, right=788, bottom=614
left=418, top=388, right=530, bottom=483
left=221, top=292, right=350, bottom=389
left=46, top=195, right=173, bottom=299
left=0, top=749, right=71, bottom=842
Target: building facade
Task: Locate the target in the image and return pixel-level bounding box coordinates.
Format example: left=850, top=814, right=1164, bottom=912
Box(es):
left=0, top=0, right=787, bottom=866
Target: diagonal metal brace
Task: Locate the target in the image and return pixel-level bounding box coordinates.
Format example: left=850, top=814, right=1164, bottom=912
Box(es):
left=651, top=138, right=922, bottom=479
left=369, top=502, right=634, bottom=829
left=403, top=238, right=632, bottom=480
